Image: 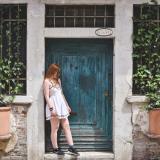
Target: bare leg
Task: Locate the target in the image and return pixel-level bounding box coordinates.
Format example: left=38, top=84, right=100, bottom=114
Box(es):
left=60, top=118, right=73, bottom=146
left=50, top=117, right=60, bottom=148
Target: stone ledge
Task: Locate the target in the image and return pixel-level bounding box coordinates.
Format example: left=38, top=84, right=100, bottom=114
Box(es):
left=127, top=96, right=149, bottom=133
left=44, top=28, right=115, bottom=38
left=13, top=96, right=33, bottom=105
left=44, top=152, right=114, bottom=160
left=126, top=95, right=149, bottom=104
left=41, top=0, right=115, bottom=5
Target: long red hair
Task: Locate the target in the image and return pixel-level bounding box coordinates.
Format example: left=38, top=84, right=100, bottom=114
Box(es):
left=45, top=64, right=60, bottom=83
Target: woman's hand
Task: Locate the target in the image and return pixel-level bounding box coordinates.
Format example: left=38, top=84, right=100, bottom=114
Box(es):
left=51, top=111, right=57, bottom=117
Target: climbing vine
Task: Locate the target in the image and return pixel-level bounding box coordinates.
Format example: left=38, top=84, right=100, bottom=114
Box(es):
left=0, top=5, right=27, bottom=96
left=133, top=3, right=160, bottom=109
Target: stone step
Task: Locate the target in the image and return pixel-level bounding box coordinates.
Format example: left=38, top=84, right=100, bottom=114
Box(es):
left=46, top=146, right=112, bottom=152
left=46, top=134, right=112, bottom=152
left=59, top=127, right=105, bottom=135
left=59, top=141, right=110, bottom=146
left=46, top=145, right=112, bottom=152
left=59, top=136, right=110, bottom=142
left=44, top=152, right=114, bottom=160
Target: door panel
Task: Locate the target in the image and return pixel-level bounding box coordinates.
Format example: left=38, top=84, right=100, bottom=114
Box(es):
left=62, top=56, right=79, bottom=124
left=78, top=56, right=96, bottom=125
left=45, top=38, right=113, bottom=151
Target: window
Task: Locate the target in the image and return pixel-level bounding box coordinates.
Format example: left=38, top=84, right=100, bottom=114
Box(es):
left=45, top=5, right=115, bottom=28
left=134, top=5, right=160, bottom=25
left=0, top=4, right=27, bottom=95
left=133, top=5, right=160, bottom=94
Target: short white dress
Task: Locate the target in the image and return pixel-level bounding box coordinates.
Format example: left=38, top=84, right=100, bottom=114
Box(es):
left=46, top=81, right=70, bottom=120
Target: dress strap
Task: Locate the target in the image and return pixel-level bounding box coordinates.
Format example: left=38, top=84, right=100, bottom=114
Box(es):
left=58, top=79, right=62, bottom=88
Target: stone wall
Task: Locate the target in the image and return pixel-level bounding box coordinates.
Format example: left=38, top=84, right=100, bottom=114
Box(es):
left=1, top=99, right=160, bottom=160
left=0, top=105, right=28, bottom=160
left=133, top=128, right=160, bottom=160
left=127, top=96, right=160, bottom=160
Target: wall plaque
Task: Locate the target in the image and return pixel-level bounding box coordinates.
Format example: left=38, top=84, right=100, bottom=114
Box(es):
left=95, top=28, right=113, bottom=36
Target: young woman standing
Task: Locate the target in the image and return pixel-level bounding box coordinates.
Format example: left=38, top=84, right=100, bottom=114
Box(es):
left=43, top=64, right=79, bottom=156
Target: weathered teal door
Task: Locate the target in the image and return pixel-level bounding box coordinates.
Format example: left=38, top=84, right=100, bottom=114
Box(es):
left=45, top=38, right=113, bottom=151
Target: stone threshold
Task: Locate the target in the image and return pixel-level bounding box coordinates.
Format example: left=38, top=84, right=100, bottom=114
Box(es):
left=44, top=152, right=114, bottom=160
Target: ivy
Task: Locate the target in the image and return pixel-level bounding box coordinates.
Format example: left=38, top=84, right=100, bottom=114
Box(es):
left=0, top=5, right=26, bottom=106
left=0, top=55, right=25, bottom=106
left=133, top=3, right=160, bottom=110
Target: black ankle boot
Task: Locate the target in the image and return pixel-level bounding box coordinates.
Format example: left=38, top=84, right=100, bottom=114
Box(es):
left=53, top=148, right=64, bottom=155
left=68, top=146, right=80, bottom=156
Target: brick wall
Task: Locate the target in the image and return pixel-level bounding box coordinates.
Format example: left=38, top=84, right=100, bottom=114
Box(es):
left=127, top=96, right=160, bottom=160
left=0, top=105, right=28, bottom=160
left=133, top=127, right=160, bottom=160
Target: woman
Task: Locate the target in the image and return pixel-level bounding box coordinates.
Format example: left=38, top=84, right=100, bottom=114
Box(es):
left=43, top=64, right=79, bottom=156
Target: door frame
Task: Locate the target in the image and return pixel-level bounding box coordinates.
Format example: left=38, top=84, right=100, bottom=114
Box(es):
left=44, top=38, right=113, bottom=152
left=44, top=30, right=115, bottom=149
left=25, top=1, right=133, bottom=160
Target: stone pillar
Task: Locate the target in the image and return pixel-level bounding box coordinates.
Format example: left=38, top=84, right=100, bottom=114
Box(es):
left=27, top=1, right=45, bottom=160
left=114, top=0, right=133, bottom=159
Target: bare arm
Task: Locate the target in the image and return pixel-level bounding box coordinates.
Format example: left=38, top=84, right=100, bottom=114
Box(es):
left=43, top=79, right=56, bottom=110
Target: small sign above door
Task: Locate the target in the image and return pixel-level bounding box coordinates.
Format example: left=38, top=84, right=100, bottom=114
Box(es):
left=95, top=28, right=113, bottom=37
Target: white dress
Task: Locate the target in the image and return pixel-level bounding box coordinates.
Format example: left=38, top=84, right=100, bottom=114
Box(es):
left=46, top=82, right=70, bottom=120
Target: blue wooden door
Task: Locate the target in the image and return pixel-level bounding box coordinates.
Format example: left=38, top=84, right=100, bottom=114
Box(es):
left=45, top=38, right=113, bottom=151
